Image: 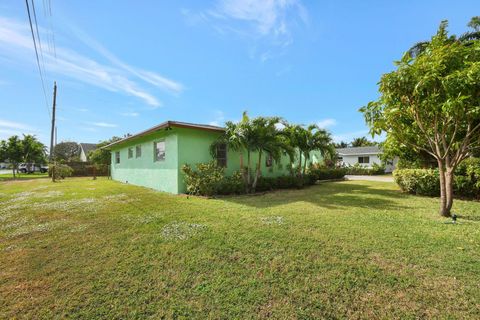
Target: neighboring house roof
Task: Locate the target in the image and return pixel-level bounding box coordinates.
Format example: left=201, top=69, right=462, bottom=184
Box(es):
left=336, top=146, right=381, bottom=156
left=104, top=121, right=225, bottom=149
left=79, top=143, right=97, bottom=155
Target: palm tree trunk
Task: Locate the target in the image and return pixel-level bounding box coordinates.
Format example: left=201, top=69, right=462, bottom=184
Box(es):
left=303, top=153, right=308, bottom=175
left=298, top=151, right=302, bottom=177
left=252, top=150, right=262, bottom=191
left=246, top=151, right=251, bottom=192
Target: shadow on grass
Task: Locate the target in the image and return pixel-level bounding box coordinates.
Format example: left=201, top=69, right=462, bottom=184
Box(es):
left=222, top=181, right=409, bottom=210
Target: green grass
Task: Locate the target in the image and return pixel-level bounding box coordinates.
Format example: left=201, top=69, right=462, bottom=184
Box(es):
left=0, top=171, right=48, bottom=181
left=1, top=178, right=479, bottom=319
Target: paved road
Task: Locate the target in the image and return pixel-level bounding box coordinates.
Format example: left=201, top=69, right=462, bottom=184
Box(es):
left=345, top=175, right=394, bottom=182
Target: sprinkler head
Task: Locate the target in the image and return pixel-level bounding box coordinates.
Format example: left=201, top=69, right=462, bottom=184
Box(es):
left=452, top=213, right=457, bottom=223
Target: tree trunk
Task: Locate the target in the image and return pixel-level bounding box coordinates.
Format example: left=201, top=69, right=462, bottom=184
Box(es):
left=303, top=154, right=308, bottom=176
left=298, top=151, right=303, bottom=177
left=252, top=150, right=262, bottom=191
left=12, top=166, right=16, bottom=179
left=445, top=167, right=454, bottom=214
left=437, top=160, right=451, bottom=217
left=246, top=151, right=251, bottom=193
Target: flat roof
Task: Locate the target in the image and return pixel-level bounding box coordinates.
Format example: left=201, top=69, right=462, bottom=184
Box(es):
left=103, top=121, right=224, bottom=149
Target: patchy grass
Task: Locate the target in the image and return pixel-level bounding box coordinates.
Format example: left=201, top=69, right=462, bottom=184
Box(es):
left=0, top=171, right=48, bottom=181
left=0, top=177, right=479, bottom=319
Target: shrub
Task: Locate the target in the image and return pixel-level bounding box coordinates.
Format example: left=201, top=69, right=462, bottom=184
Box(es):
left=394, top=159, right=480, bottom=198
left=182, top=161, right=224, bottom=196
left=309, top=166, right=346, bottom=181
left=217, top=171, right=245, bottom=195
left=345, top=163, right=385, bottom=175
left=48, top=164, right=73, bottom=180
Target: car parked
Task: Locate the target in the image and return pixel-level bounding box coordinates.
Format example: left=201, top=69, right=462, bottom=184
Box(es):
left=18, top=163, right=48, bottom=174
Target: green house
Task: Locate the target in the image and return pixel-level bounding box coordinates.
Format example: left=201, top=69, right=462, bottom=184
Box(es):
left=106, top=121, right=322, bottom=194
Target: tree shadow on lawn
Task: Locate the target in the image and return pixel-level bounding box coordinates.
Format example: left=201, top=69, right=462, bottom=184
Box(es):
left=222, top=181, right=410, bottom=211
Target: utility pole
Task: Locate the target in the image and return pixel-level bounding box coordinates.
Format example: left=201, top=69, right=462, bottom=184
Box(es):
left=49, top=82, right=57, bottom=181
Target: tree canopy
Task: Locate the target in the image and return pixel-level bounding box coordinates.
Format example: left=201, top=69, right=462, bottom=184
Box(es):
left=361, top=19, right=480, bottom=217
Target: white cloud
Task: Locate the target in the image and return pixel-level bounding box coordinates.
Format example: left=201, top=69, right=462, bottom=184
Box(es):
left=317, top=118, right=337, bottom=129
left=0, top=119, right=34, bottom=131
left=0, top=119, right=39, bottom=140
left=0, top=17, right=184, bottom=108
left=120, top=112, right=139, bottom=117
left=209, top=110, right=225, bottom=126
left=89, top=122, right=117, bottom=128
left=183, top=0, right=308, bottom=59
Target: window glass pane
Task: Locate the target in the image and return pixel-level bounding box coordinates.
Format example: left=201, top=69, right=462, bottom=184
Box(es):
left=216, top=143, right=227, bottom=167
left=136, top=145, right=142, bottom=158
left=128, top=148, right=133, bottom=159
left=115, top=152, right=120, bottom=164
left=266, top=153, right=273, bottom=167
left=154, top=141, right=166, bottom=161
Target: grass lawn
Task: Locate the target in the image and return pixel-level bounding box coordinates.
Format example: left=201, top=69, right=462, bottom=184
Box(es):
left=0, top=171, right=49, bottom=182
left=1, top=178, right=479, bottom=318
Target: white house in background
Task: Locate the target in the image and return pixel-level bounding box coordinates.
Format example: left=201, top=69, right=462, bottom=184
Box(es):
left=336, top=146, right=397, bottom=173
left=79, top=143, right=97, bottom=162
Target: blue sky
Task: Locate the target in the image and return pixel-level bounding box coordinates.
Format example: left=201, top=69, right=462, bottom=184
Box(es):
left=0, top=0, right=478, bottom=146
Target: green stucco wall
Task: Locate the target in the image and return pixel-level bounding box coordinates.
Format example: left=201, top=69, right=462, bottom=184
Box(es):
left=110, top=126, right=323, bottom=194
left=110, top=129, right=179, bottom=194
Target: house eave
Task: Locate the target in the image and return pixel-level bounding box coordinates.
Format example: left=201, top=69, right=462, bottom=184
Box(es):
left=102, top=121, right=225, bottom=149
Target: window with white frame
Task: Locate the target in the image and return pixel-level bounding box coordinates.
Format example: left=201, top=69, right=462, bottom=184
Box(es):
left=358, top=156, right=370, bottom=164
left=136, top=145, right=142, bottom=158
left=128, top=147, right=133, bottom=159
left=154, top=141, right=166, bottom=161
left=115, top=151, right=120, bottom=164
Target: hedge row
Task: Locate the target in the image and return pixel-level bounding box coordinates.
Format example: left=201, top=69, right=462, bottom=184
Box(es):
left=345, top=163, right=385, bottom=175
left=182, top=162, right=346, bottom=196
left=394, top=158, right=480, bottom=198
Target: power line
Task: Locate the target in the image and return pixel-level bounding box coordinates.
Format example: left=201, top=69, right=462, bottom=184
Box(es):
left=30, top=0, right=47, bottom=78
left=25, top=0, right=51, bottom=119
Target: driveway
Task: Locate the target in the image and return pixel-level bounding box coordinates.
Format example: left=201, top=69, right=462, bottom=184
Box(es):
left=345, top=175, right=394, bottom=182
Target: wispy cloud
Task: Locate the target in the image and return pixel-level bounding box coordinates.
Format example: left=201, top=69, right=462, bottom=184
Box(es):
left=67, top=24, right=184, bottom=95
left=317, top=118, right=337, bottom=129
left=0, top=119, right=34, bottom=131
left=0, top=17, right=183, bottom=108
left=182, top=0, right=308, bottom=60
left=120, top=112, right=139, bottom=117
left=89, top=122, right=117, bottom=128
left=208, top=110, right=226, bottom=126
left=0, top=119, right=39, bottom=140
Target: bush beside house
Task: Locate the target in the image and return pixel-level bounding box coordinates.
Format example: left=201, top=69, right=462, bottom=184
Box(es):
left=182, top=161, right=346, bottom=196
left=345, top=163, right=385, bottom=175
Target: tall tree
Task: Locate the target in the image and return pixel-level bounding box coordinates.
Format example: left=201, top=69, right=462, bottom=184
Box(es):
left=54, top=141, right=80, bottom=162
left=408, top=16, right=480, bottom=57
left=361, top=20, right=480, bottom=217
left=22, top=134, right=47, bottom=171
left=1, top=136, right=24, bottom=178
left=89, top=136, right=122, bottom=165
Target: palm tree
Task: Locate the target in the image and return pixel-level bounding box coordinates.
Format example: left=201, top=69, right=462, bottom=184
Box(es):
left=350, top=137, right=376, bottom=147
left=248, top=116, right=284, bottom=191
left=408, top=17, right=480, bottom=57
left=301, top=125, right=334, bottom=175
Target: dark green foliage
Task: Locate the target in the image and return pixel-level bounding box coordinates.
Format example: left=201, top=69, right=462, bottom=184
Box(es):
left=395, top=160, right=480, bottom=198
left=89, top=136, right=123, bottom=165
left=48, top=164, right=74, bottom=180
left=217, top=171, right=245, bottom=195
left=182, top=161, right=224, bottom=196
left=309, top=167, right=347, bottom=180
